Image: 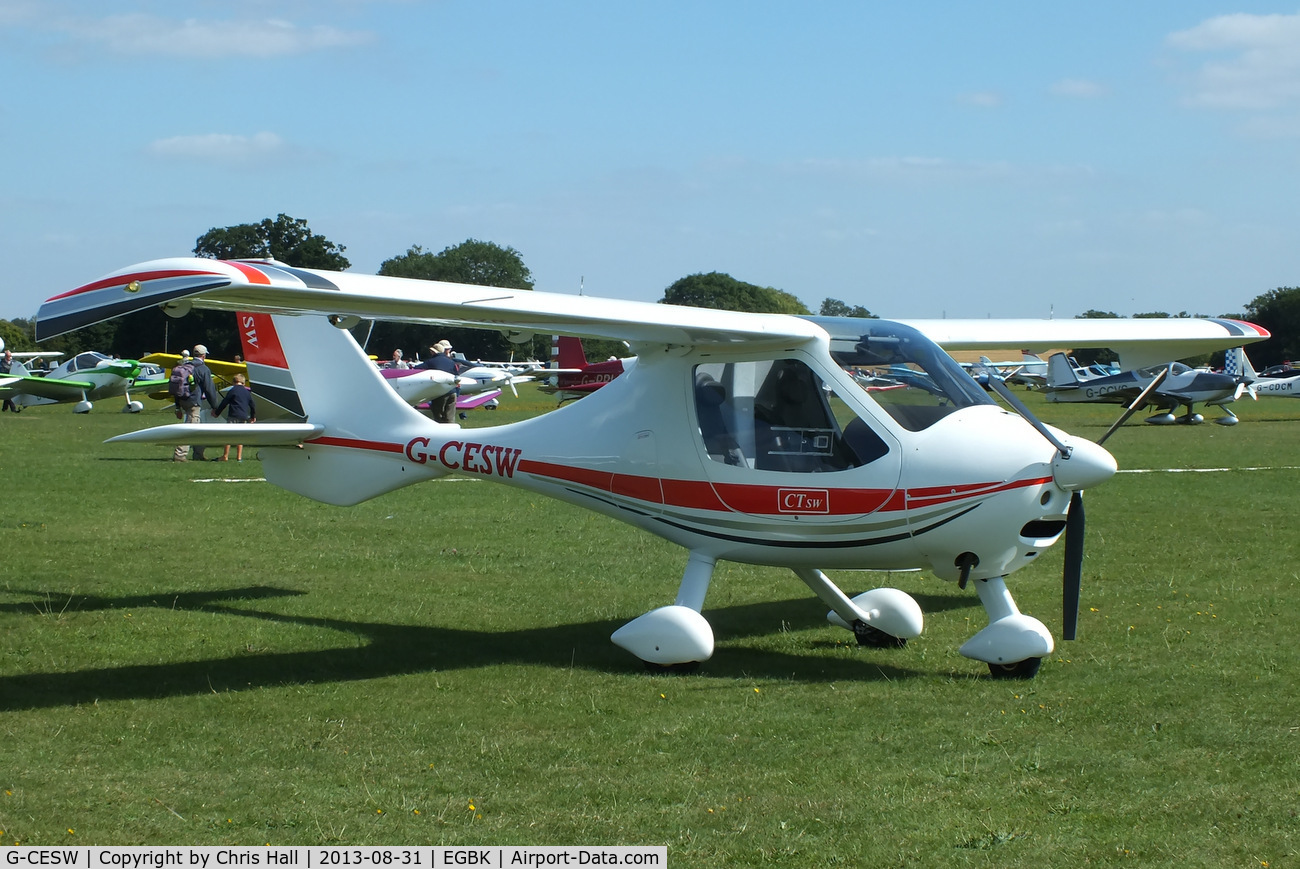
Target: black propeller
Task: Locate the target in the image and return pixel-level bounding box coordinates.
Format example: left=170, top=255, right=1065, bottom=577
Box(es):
left=1061, top=490, right=1085, bottom=640
left=986, top=376, right=1124, bottom=642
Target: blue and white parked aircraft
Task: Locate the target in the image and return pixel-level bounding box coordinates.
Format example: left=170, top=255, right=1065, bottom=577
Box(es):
left=1044, top=352, right=1250, bottom=426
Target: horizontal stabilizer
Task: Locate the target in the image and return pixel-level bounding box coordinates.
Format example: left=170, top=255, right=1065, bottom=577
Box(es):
left=106, top=422, right=323, bottom=446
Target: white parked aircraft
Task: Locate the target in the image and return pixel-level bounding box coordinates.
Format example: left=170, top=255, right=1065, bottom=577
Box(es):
left=962, top=353, right=1048, bottom=389
left=37, top=258, right=1269, bottom=678
left=1225, top=347, right=1300, bottom=398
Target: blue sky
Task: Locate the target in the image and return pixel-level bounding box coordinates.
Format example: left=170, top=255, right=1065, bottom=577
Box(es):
left=4, top=1, right=1300, bottom=323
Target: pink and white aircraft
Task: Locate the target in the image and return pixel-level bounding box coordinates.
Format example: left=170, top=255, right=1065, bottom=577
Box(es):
left=38, top=258, right=1269, bottom=679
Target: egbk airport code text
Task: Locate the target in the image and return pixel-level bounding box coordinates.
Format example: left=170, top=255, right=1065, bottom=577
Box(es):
left=4, top=848, right=665, bottom=868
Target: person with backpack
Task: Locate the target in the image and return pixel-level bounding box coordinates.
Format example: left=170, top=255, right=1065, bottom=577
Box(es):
left=170, top=343, right=222, bottom=462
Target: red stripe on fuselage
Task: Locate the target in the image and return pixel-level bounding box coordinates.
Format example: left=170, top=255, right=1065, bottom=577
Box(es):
left=304, top=439, right=1049, bottom=516
left=905, top=477, right=1052, bottom=508
left=306, top=436, right=405, bottom=453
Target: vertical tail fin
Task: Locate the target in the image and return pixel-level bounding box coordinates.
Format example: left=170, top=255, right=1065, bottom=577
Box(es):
left=554, top=335, right=590, bottom=369
left=237, top=311, right=306, bottom=419
left=1223, top=346, right=1257, bottom=381
left=239, top=313, right=447, bottom=505
left=1046, top=352, right=1080, bottom=388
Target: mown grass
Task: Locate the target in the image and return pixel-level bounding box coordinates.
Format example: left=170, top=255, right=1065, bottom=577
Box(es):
left=2, top=387, right=1299, bottom=865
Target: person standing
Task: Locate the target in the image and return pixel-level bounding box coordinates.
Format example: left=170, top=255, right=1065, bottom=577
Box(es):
left=422, top=340, right=461, bottom=423
left=1, top=350, right=17, bottom=412
left=171, top=344, right=222, bottom=462
left=213, top=373, right=256, bottom=461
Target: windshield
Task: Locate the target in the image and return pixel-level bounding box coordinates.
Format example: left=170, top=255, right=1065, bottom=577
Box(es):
left=803, top=317, right=995, bottom=431
left=68, top=351, right=111, bottom=373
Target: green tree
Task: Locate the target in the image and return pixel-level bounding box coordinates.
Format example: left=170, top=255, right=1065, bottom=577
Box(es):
left=380, top=240, right=532, bottom=289
left=194, top=213, right=351, bottom=270
left=0, top=318, right=34, bottom=352
left=372, top=240, right=542, bottom=361
left=1244, top=287, right=1300, bottom=367
left=661, top=272, right=810, bottom=315
left=819, top=297, right=878, bottom=318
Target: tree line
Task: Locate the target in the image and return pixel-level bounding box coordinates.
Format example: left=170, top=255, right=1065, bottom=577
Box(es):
left=4, top=213, right=1298, bottom=367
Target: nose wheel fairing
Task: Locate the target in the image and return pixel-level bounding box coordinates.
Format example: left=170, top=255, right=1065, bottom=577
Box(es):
left=958, top=576, right=1054, bottom=667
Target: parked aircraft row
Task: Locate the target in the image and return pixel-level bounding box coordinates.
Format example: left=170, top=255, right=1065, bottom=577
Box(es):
left=0, top=351, right=164, bottom=413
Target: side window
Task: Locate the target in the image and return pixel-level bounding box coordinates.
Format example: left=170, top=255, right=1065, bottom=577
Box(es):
left=694, top=360, right=888, bottom=473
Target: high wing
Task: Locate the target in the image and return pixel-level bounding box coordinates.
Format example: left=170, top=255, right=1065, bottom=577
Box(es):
left=40, top=258, right=1269, bottom=365
left=40, top=258, right=824, bottom=352
left=140, top=351, right=248, bottom=379
left=894, top=318, right=1269, bottom=371
left=0, top=351, right=63, bottom=362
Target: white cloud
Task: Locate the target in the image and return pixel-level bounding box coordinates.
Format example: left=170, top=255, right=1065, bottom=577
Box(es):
left=81, top=14, right=373, bottom=58
left=957, top=91, right=1003, bottom=108
left=796, top=156, right=1018, bottom=183
left=147, top=132, right=291, bottom=166
left=1168, top=12, right=1300, bottom=109
left=9, top=8, right=374, bottom=59
left=1050, top=78, right=1107, bottom=99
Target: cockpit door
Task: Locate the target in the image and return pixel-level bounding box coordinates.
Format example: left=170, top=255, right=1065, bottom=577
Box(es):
left=691, top=353, right=902, bottom=524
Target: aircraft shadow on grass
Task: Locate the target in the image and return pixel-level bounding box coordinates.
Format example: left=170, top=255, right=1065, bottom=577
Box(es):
left=0, top=585, right=977, bottom=711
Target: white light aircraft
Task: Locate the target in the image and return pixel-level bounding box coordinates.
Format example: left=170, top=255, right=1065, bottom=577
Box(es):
left=963, top=353, right=1048, bottom=389
left=37, top=258, right=1269, bottom=678
left=0, top=337, right=63, bottom=365
left=1225, top=347, right=1300, bottom=398
left=1045, top=352, right=1251, bottom=425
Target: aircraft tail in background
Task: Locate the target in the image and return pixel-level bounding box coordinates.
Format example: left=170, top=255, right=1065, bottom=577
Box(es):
left=552, top=335, right=590, bottom=369
left=1046, top=353, right=1082, bottom=388
left=1223, top=346, right=1258, bottom=381
left=110, top=313, right=450, bottom=505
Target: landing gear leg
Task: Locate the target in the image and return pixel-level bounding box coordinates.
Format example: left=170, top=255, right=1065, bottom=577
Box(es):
left=793, top=568, right=923, bottom=647
left=959, top=576, right=1053, bottom=678
left=611, top=551, right=716, bottom=668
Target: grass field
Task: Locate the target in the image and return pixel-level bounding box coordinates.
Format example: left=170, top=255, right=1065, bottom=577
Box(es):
left=2, top=386, right=1299, bottom=866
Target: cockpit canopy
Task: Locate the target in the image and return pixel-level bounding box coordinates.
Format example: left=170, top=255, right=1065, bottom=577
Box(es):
left=804, top=316, right=995, bottom=431
left=66, top=351, right=113, bottom=374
